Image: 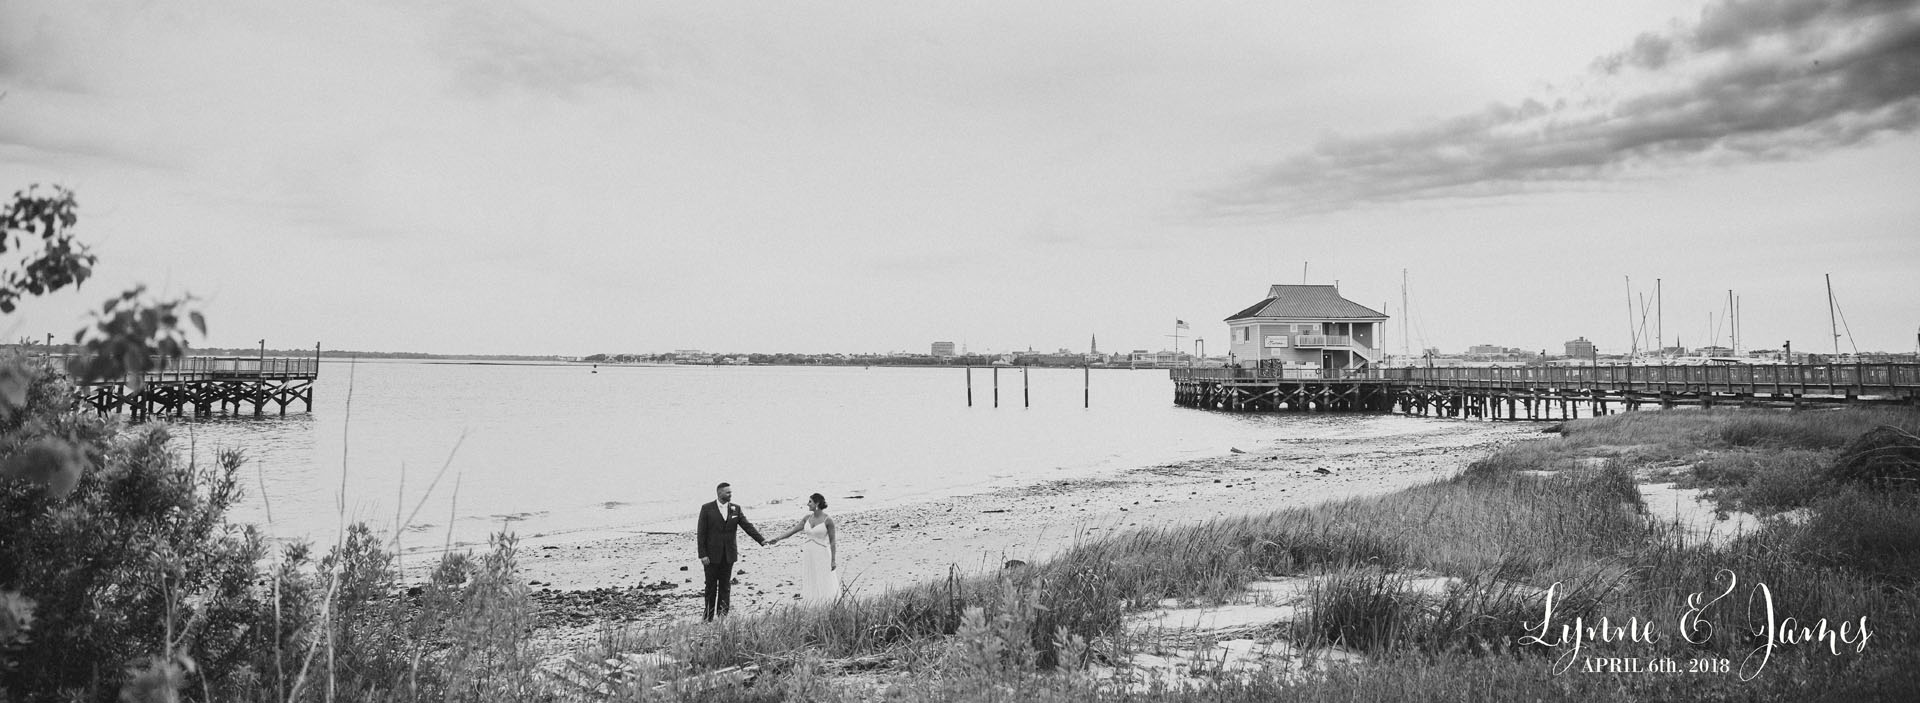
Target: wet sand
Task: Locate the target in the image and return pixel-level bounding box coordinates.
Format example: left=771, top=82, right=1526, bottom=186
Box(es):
left=490, top=417, right=1551, bottom=632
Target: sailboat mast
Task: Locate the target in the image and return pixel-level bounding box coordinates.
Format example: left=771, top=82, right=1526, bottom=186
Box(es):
left=1626, top=276, right=1638, bottom=355
left=1656, top=279, right=1663, bottom=355
left=1827, top=274, right=1840, bottom=355
left=1401, top=269, right=1409, bottom=358
left=1728, top=290, right=1736, bottom=354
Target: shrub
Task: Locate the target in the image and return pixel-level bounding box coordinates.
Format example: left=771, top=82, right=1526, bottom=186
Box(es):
left=0, top=185, right=559, bottom=701
left=0, top=410, right=276, bottom=700
left=1827, top=425, right=1920, bottom=491
left=0, top=353, right=539, bottom=702
left=242, top=523, right=538, bottom=703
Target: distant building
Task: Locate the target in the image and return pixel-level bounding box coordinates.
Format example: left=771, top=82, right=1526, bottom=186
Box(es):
left=1564, top=337, right=1596, bottom=359
left=1131, top=350, right=1196, bottom=368
left=1225, top=284, right=1388, bottom=372
left=1020, top=351, right=1092, bottom=367
left=1464, top=344, right=1535, bottom=362
left=931, top=341, right=956, bottom=358
left=670, top=349, right=714, bottom=364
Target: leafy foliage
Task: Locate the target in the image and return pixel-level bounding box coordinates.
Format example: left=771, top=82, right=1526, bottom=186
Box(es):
left=0, top=185, right=93, bottom=314
left=65, top=285, right=205, bottom=389
left=0, top=185, right=249, bottom=701
left=0, top=416, right=272, bottom=699
left=0, top=183, right=204, bottom=494
left=0, top=184, right=550, bottom=702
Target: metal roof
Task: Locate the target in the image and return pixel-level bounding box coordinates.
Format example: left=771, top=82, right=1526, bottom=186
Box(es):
left=1225, top=285, right=1388, bottom=321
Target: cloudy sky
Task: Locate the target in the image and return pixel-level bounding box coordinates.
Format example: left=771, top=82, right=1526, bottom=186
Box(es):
left=1, top=0, right=1915, bottom=357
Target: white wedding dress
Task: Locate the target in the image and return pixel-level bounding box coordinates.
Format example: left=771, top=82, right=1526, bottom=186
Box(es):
left=799, top=518, right=840, bottom=605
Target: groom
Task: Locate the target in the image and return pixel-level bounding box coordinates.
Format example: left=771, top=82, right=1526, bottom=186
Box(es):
left=696, top=481, right=766, bottom=621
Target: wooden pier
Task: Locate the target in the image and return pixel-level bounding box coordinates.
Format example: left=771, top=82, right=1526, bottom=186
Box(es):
left=75, top=356, right=320, bottom=419
left=1171, top=363, right=1920, bottom=420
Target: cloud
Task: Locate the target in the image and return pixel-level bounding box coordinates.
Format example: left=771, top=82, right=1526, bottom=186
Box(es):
left=428, top=3, right=655, bottom=99
left=1201, top=0, right=1920, bottom=218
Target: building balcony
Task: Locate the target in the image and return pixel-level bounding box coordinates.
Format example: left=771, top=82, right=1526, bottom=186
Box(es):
left=1291, top=336, right=1381, bottom=363
left=1293, top=335, right=1347, bottom=348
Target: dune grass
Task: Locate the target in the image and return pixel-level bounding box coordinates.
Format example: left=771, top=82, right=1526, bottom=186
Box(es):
left=586, top=406, right=1920, bottom=702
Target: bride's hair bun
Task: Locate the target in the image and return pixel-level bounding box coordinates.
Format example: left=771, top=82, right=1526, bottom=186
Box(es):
left=810, top=493, right=828, bottom=509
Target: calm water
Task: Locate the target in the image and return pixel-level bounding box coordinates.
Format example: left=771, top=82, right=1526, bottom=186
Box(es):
left=171, top=360, right=1430, bottom=552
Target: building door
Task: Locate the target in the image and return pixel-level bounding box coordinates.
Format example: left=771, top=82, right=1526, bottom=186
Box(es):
left=1321, top=352, right=1333, bottom=373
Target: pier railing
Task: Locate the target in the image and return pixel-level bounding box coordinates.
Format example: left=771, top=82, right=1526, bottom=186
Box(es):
left=67, top=355, right=321, bottom=385
left=1169, top=367, right=1391, bottom=381
left=1171, top=363, right=1920, bottom=396
left=1386, top=363, right=1920, bottom=394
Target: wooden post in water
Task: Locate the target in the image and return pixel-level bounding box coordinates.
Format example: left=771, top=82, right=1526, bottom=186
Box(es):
left=993, top=367, right=1000, bottom=408
left=255, top=340, right=267, bottom=417
left=1023, top=366, right=1030, bottom=408
left=309, top=342, right=320, bottom=411
left=1084, top=366, right=1090, bottom=408
left=966, top=367, right=973, bottom=407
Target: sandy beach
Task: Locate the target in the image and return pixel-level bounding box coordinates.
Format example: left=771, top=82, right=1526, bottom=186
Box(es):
left=486, top=417, right=1552, bottom=635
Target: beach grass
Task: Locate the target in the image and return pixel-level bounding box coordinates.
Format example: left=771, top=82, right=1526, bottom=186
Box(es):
left=582, top=406, right=1920, bottom=701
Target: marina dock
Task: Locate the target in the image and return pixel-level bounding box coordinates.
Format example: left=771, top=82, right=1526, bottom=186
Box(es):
left=1172, top=363, right=1920, bottom=419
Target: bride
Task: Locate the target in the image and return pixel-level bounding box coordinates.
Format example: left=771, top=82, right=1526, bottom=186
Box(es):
left=766, top=492, right=840, bottom=605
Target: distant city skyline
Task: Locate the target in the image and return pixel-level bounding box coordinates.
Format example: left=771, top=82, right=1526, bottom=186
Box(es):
left=43, top=333, right=1890, bottom=361
left=2, top=1, right=1914, bottom=357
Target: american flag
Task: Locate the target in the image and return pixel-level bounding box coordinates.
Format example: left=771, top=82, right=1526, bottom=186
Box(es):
left=1175, top=319, right=1189, bottom=329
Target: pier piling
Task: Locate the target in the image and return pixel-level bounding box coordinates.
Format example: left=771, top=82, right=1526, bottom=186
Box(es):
left=75, top=355, right=319, bottom=417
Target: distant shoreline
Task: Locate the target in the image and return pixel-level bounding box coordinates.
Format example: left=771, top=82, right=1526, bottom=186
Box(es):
left=575, top=361, right=1165, bottom=371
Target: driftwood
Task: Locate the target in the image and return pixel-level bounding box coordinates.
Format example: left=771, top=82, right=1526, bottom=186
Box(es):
left=819, top=653, right=902, bottom=674
left=548, top=647, right=907, bottom=696
left=653, top=664, right=759, bottom=694
left=542, top=651, right=681, bottom=695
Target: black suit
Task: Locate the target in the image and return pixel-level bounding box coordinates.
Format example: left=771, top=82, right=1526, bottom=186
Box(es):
left=696, top=500, right=764, bottom=620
